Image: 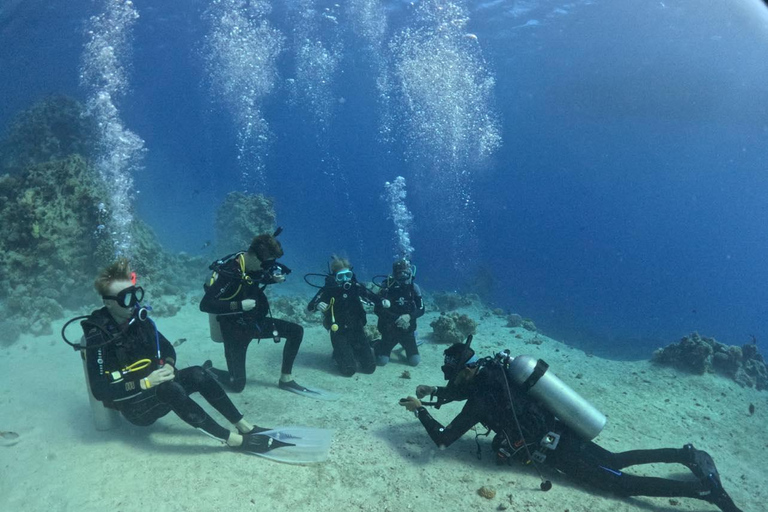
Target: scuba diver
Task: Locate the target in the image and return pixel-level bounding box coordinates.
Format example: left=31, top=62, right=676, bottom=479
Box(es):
left=399, top=337, right=744, bottom=512
left=200, top=230, right=315, bottom=397
left=69, top=258, right=333, bottom=461
left=306, top=256, right=388, bottom=377
left=373, top=258, right=424, bottom=367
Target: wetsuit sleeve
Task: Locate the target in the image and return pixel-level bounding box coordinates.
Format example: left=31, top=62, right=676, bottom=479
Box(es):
left=82, top=321, right=144, bottom=403
left=199, top=273, right=244, bottom=314
left=358, top=284, right=380, bottom=306
left=307, top=288, right=329, bottom=311
left=416, top=398, right=481, bottom=448
left=410, top=284, right=425, bottom=319
left=374, top=288, right=398, bottom=320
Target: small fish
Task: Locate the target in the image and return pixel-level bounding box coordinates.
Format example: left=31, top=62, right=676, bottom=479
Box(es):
left=200, top=240, right=211, bottom=250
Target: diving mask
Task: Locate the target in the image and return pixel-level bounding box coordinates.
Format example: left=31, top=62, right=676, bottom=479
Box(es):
left=441, top=348, right=477, bottom=381
left=335, top=269, right=353, bottom=284
left=103, top=285, right=145, bottom=309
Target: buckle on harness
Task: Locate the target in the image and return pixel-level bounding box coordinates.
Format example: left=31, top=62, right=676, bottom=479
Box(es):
left=531, top=432, right=561, bottom=464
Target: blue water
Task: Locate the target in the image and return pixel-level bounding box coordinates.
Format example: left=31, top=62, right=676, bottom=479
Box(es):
left=2, top=0, right=768, bottom=359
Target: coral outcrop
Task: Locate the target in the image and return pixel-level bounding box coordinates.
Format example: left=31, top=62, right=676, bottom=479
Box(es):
left=0, top=95, right=96, bottom=174
left=430, top=312, right=477, bottom=344
left=0, top=96, right=206, bottom=338
left=653, top=332, right=767, bottom=391
left=271, top=295, right=323, bottom=325
left=214, top=192, right=276, bottom=255
left=430, top=291, right=479, bottom=312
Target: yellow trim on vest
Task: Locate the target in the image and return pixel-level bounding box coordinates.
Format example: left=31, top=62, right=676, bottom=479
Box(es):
left=218, top=253, right=252, bottom=301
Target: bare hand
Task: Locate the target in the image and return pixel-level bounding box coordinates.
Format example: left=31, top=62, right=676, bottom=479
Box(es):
left=317, top=302, right=329, bottom=313
left=415, top=385, right=435, bottom=399
left=147, top=365, right=175, bottom=387
left=381, top=299, right=390, bottom=309
left=241, top=299, right=256, bottom=311
left=395, top=314, right=411, bottom=329
left=399, top=396, right=422, bottom=412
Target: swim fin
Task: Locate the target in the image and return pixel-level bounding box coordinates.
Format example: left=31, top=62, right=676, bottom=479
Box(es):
left=278, top=380, right=338, bottom=401
left=254, top=427, right=333, bottom=464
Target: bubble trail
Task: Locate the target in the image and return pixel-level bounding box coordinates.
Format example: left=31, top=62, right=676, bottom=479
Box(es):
left=387, top=0, right=501, bottom=266
left=79, top=0, right=145, bottom=257
left=384, top=176, right=415, bottom=260
left=201, top=0, right=284, bottom=192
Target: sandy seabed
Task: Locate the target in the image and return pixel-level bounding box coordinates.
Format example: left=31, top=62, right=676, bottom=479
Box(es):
left=1, top=300, right=765, bottom=512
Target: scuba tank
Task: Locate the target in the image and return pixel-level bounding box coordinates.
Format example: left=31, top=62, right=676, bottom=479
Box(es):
left=209, top=314, right=224, bottom=343
left=507, top=354, right=606, bottom=441
left=79, top=337, right=122, bottom=431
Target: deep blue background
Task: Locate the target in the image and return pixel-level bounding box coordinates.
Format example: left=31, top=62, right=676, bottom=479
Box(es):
left=2, top=0, right=768, bottom=358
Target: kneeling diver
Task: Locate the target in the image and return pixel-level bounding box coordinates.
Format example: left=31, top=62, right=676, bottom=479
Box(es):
left=399, top=336, right=743, bottom=512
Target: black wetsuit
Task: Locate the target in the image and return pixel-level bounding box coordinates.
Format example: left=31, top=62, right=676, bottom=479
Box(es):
left=307, top=276, right=380, bottom=376
left=373, top=278, right=425, bottom=362
left=416, top=360, right=718, bottom=504
left=82, top=308, right=243, bottom=441
left=199, top=253, right=303, bottom=392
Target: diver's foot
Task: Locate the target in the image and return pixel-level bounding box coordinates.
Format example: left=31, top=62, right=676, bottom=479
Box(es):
left=278, top=379, right=311, bottom=393
left=683, top=444, right=719, bottom=483
left=232, top=433, right=277, bottom=455
left=202, top=360, right=218, bottom=380
left=683, top=444, right=743, bottom=512
left=239, top=425, right=271, bottom=435
left=704, top=478, right=743, bottom=512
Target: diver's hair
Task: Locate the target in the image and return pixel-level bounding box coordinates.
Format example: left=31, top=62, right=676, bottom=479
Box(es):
left=94, top=258, right=132, bottom=296
left=393, top=258, right=410, bottom=273
left=329, top=255, right=351, bottom=274
left=248, top=234, right=284, bottom=261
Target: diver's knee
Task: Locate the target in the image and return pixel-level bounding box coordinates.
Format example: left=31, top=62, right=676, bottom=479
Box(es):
left=408, top=354, right=421, bottom=367
left=376, top=355, right=390, bottom=366
left=228, top=378, right=246, bottom=393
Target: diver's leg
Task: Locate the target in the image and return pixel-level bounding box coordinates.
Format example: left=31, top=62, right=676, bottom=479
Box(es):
left=608, top=444, right=743, bottom=511
left=208, top=320, right=252, bottom=393
left=155, top=380, right=233, bottom=442
left=220, top=333, right=251, bottom=393
left=330, top=330, right=356, bottom=376
left=119, top=394, right=171, bottom=426
left=551, top=437, right=736, bottom=507
left=374, top=327, right=398, bottom=365
left=176, top=366, right=243, bottom=423
left=610, top=446, right=689, bottom=468
left=272, top=318, right=304, bottom=375
left=401, top=331, right=420, bottom=366
left=351, top=328, right=376, bottom=374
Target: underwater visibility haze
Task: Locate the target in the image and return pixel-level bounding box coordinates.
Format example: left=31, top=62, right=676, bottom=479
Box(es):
left=1, top=0, right=768, bottom=357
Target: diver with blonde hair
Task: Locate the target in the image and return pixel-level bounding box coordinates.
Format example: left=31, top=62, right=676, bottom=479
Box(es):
left=307, top=255, right=385, bottom=376
left=78, top=259, right=279, bottom=455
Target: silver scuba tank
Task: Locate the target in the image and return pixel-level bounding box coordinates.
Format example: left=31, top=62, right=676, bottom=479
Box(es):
left=80, top=337, right=121, bottom=431
left=507, top=355, right=606, bottom=441
left=208, top=314, right=224, bottom=343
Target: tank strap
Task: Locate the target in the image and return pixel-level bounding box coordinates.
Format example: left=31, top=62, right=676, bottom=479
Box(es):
left=520, top=359, right=549, bottom=393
